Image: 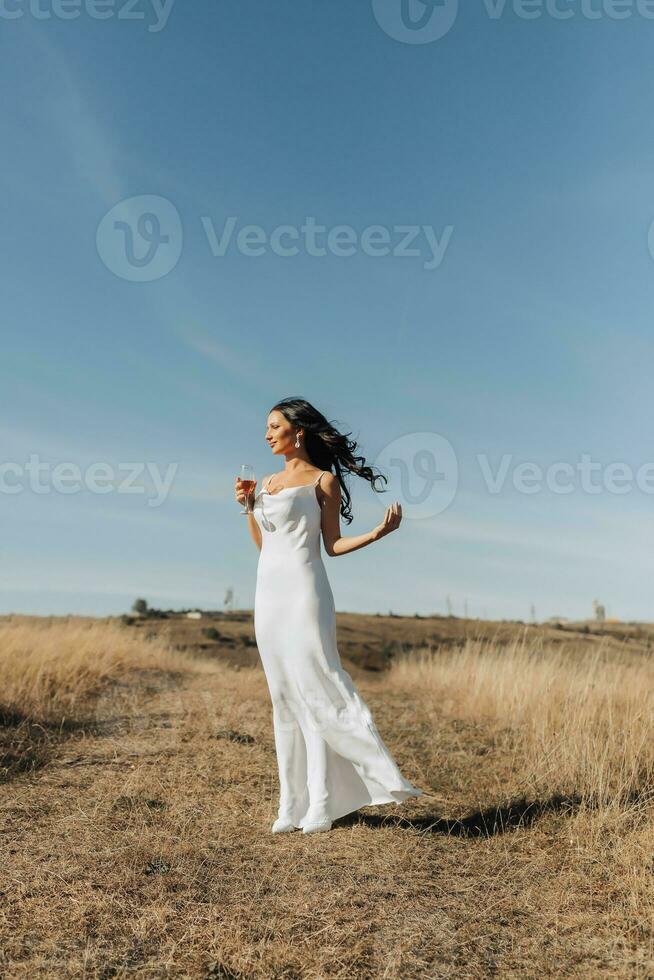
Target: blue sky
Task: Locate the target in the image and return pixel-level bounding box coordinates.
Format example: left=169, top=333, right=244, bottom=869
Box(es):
left=2, top=1, right=653, bottom=621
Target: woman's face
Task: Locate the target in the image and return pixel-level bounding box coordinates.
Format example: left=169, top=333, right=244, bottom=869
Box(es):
left=265, top=411, right=298, bottom=455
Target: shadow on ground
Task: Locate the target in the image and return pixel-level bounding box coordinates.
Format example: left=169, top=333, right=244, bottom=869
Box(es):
left=334, top=792, right=589, bottom=837
left=0, top=707, right=128, bottom=783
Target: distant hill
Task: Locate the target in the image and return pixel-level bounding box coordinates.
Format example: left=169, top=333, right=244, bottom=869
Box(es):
left=103, top=611, right=654, bottom=673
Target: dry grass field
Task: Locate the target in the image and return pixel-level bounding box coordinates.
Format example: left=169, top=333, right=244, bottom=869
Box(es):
left=1, top=615, right=653, bottom=978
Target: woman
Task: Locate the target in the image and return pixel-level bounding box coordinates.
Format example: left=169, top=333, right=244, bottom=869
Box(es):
left=234, top=397, right=424, bottom=834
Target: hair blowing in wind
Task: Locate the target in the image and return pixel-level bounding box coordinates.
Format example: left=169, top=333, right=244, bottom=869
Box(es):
left=270, top=397, right=388, bottom=525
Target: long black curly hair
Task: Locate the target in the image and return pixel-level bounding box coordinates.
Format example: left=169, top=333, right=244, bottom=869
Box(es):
left=269, top=397, right=387, bottom=525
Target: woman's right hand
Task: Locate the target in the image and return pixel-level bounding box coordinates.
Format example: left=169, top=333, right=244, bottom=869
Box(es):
left=234, top=476, right=257, bottom=508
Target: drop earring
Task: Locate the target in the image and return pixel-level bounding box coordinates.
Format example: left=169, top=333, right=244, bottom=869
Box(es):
left=295, top=433, right=301, bottom=448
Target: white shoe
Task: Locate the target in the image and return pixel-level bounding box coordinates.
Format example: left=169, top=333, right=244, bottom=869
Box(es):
left=302, top=816, right=332, bottom=834
left=271, top=816, right=296, bottom=834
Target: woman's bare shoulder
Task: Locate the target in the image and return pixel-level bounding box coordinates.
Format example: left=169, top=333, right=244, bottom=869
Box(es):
left=318, top=471, right=340, bottom=493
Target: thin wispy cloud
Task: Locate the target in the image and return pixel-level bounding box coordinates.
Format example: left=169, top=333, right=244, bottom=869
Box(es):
left=28, top=31, right=125, bottom=206
left=171, top=320, right=275, bottom=393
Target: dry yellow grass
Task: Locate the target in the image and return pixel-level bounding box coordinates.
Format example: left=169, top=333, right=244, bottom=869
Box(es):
left=1, top=618, right=653, bottom=978
left=390, top=634, right=654, bottom=809
left=0, top=617, right=189, bottom=784
left=0, top=616, right=187, bottom=722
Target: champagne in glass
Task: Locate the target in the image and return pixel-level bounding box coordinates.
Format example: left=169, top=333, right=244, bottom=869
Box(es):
left=239, top=464, right=256, bottom=515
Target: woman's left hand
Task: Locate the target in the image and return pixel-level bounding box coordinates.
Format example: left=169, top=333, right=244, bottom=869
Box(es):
left=371, top=501, right=402, bottom=541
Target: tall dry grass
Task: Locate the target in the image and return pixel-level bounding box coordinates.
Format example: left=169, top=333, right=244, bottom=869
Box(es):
left=0, top=617, right=187, bottom=723
left=389, top=634, right=654, bottom=811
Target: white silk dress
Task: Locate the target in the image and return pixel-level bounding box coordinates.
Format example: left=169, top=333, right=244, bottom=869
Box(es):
left=252, top=470, right=424, bottom=830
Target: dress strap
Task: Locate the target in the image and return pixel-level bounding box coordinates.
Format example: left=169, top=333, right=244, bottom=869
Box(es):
left=313, top=470, right=325, bottom=486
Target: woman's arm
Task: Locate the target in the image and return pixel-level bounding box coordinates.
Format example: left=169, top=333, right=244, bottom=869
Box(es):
left=319, top=473, right=402, bottom=557
left=235, top=476, right=263, bottom=552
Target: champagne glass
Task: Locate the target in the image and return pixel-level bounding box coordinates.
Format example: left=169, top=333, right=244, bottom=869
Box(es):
left=239, top=463, right=256, bottom=515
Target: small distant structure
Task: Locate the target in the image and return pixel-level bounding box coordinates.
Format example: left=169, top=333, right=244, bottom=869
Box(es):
left=224, top=587, right=235, bottom=613
left=593, top=599, right=606, bottom=624
left=187, top=610, right=202, bottom=620
left=548, top=615, right=569, bottom=625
